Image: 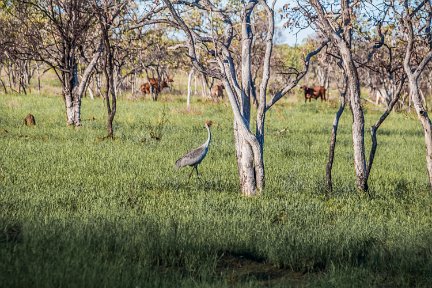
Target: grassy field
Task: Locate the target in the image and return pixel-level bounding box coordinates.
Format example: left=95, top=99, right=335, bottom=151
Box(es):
left=1, top=92, right=432, bottom=287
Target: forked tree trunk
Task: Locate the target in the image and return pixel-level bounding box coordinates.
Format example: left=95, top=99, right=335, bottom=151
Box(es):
left=63, top=44, right=102, bottom=126
left=402, top=9, right=432, bottom=189
left=234, top=120, right=264, bottom=196
left=408, top=77, right=432, bottom=188
left=366, top=79, right=405, bottom=182
left=310, top=0, right=368, bottom=192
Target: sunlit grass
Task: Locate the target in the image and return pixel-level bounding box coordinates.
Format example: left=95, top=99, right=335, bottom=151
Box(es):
left=0, top=93, right=431, bottom=287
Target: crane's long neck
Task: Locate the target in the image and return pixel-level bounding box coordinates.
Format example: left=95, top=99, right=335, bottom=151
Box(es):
left=205, top=125, right=211, bottom=147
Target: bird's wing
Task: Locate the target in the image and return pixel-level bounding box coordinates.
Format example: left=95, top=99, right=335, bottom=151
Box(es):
left=175, top=145, right=206, bottom=168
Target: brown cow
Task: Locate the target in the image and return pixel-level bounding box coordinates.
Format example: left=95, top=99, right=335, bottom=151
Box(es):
left=210, top=83, right=224, bottom=101
left=140, top=78, right=171, bottom=95
left=300, top=85, right=326, bottom=103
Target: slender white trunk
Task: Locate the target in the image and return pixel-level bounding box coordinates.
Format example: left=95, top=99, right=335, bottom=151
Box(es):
left=194, top=74, right=197, bottom=95
left=187, top=68, right=194, bottom=111
left=72, top=43, right=103, bottom=126
left=36, top=63, right=41, bottom=95
left=201, top=75, right=207, bottom=98
left=408, top=77, right=432, bottom=187
left=88, top=86, right=95, bottom=100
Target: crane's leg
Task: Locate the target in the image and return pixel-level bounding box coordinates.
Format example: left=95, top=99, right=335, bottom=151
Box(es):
left=188, top=167, right=195, bottom=179
left=195, top=166, right=200, bottom=177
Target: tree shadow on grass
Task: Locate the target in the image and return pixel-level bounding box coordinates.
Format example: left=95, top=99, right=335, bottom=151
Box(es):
left=216, top=250, right=312, bottom=287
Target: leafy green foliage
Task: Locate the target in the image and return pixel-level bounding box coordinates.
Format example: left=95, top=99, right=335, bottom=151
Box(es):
left=0, top=94, right=431, bottom=287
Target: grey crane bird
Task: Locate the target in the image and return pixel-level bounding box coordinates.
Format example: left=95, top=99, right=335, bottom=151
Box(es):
left=175, top=120, right=212, bottom=178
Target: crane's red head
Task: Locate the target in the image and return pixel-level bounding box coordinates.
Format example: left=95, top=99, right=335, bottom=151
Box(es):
left=205, top=120, right=213, bottom=127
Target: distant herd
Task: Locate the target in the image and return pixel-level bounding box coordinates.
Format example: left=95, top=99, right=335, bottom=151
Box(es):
left=138, top=76, right=327, bottom=103
left=23, top=81, right=327, bottom=126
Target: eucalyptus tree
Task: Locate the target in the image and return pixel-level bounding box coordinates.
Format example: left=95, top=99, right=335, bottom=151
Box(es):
left=0, top=1, right=34, bottom=94
left=92, top=0, right=130, bottom=138
left=290, top=0, right=400, bottom=193
left=308, top=0, right=371, bottom=192
left=14, top=0, right=103, bottom=126
left=396, top=0, right=432, bottom=188
left=0, top=5, right=14, bottom=93
left=155, top=0, right=327, bottom=195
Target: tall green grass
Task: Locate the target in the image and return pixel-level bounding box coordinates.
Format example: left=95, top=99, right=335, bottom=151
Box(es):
left=0, top=94, right=431, bottom=287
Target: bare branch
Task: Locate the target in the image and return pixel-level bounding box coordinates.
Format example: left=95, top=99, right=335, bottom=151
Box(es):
left=265, top=38, right=329, bottom=112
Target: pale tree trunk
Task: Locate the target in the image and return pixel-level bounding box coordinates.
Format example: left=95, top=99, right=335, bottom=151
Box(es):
left=187, top=68, right=194, bottom=111
left=317, top=65, right=329, bottom=89
left=88, top=86, right=95, bottom=100
left=194, top=73, right=197, bottom=95
left=225, top=79, right=264, bottom=196
left=408, top=77, right=432, bottom=187
left=233, top=122, right=265, bottom=196
left=374, top=89, right=380, bottom=105
left=96, top=73, right=102, bottom=98
left=428, top=71, right=432, bottom=96
left=348, top=78, right=367, bottom=192
left=201, top=73, right=211, bottom=99
left=234, top=122, right=258, bottom=195
left=420, top=89, right=428, bottom=111
left=71, top=44, right=103, bottom=126
left=337, top=1, right=368, bottom=192
left=61, top=43, right=102, bottom=126
left=201, top=75, right=207, bottom=98
left=339, top=44, right=368, bottom=192
left=232, top=1, right=258, bottom=196
left=403, top=8, right=432, bottom=188
left=310, top=0, right=368, bottom=192
left=324, top=66, right=330, bottom=90
left=64, top=88, right=75, bottom=125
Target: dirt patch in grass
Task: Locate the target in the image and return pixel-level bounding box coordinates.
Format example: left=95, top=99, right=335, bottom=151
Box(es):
left=217, top=251, right=311, bottom=287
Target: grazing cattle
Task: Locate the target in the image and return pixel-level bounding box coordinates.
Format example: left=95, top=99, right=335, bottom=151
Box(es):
left=210, top=84, right=224, bottom=101
left=140, top=78, right=171, bottom=95
left=300, top=85, right=326, bottom=102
